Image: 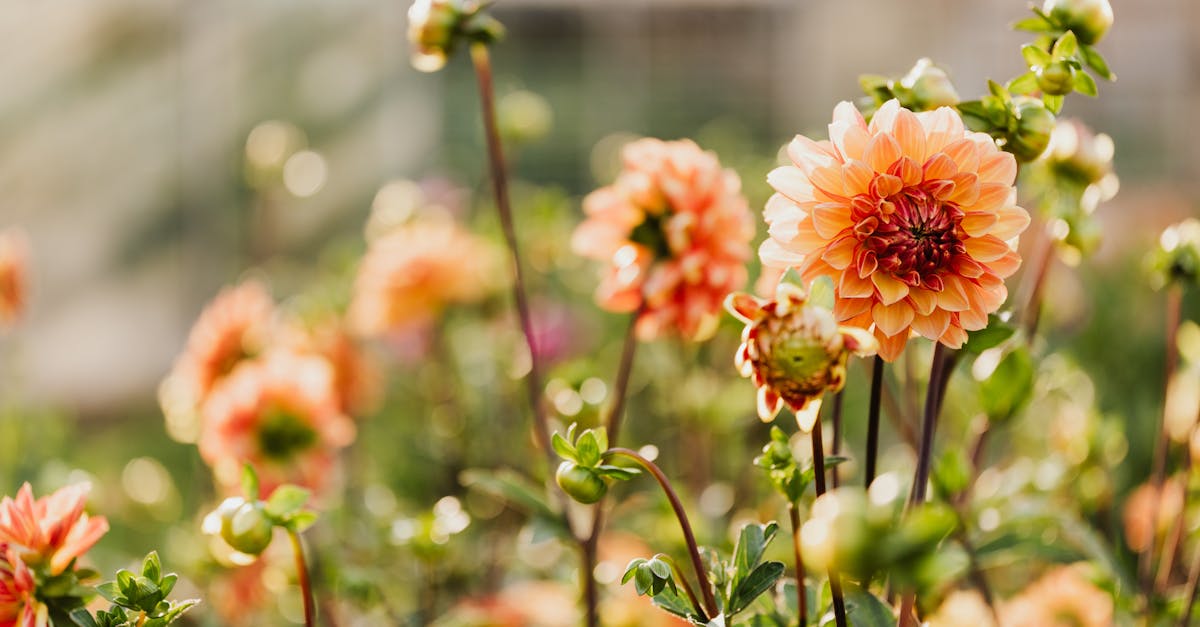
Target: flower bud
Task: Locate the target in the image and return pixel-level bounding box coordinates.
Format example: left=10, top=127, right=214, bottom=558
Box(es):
left=556, top=462, right=607, bottom=504
left=1036, top=61, right=1075, bottom=96
left=1006, top=97, right=1056, bottom=163
left=1150, top=219, right=1200, bottom=290
left=407, top=0, right=462, bottom=72
left=221, top=500, right=274, bottom=555
left=900, top=58, right=960, bottom=109
left=1044, top=0, right=1114, bottom=45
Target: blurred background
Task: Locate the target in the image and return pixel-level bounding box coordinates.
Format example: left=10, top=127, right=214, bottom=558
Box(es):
left=0, top=0, right=1197, bottom=624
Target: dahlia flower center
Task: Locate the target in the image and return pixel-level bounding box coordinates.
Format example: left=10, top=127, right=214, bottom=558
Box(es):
left=629, top=211, right=672, bottom=260
left=256, top=407, right=318, bottom=461
left=853, top=186, right=965, bottom=291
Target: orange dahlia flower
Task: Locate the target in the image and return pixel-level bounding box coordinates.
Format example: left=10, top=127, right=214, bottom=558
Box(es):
left=280, top=318, right=381, bottom=417
left=198, top=351, right=356, bottom=497
left=1000, top=564, right=1112, bottom=627
left=572, top=138, right=754, bottom=341
left=0, top=546, right=41, bottom=627
left=0, top=483, right=108, bottom=577
left=727, top=283, right=877, bottom=430
left=0, top=228, right=29, bottom=331
left=348, top=218, right=498, bottom=339
left=172, top=280, right=276, bottom=401
left=761, top=100, right=1029, bottom=361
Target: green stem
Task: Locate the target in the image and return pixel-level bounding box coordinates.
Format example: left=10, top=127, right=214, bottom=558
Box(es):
left=810, top=419, right=847, bottom=627
left=605, top=447, right=718, bottom=618
left=660, top=554, right=708, bottom=620
left=469, top=42, right=553, bottom=468
left=831, top=391, right=844, bottom=489
left=288, top=528, right=316, bottom=627
left=788, top=504, right=808, bottom=627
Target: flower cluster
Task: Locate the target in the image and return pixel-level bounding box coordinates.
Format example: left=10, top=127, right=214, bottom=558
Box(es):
left=161, top=280, right=366, bottom=497
left=761, top=100, right=1030, bottom=361
left=573, top=138, right=754, bottom=341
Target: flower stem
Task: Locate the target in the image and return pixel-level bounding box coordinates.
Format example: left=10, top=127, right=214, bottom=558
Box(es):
left=1141, top=284, right=1184, bottom=599
left=605, top=447, right=719, bottom=618
left=865, top=356, right=884, bottom=487
left=831, top=391, right=844, bottom=489
left=909, top=343, right=952, bottom=508
left=1180, top=543, right=1200, bottom=627
left=288, top=528, right=316, bottom=627
left=788, top=503, right=809, bottom=627
left=810, top=420, right=848, bottom=627
left=661, top=554, right=708, bottom=620
left=469, top=42, right=553, bottom=467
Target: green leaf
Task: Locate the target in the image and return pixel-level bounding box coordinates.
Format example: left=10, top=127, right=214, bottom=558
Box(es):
left=159, top=573, right=177, bottom=597
left=1043, top=93, right=1064, bottom=114
left=1080, top=45, right=1115, bottom=81
left=1020, top=44, right=1052, bottom=68
left=1013, top=15, right=1053, bottom=33
left=824, top=456, right=850, bottom=468
left=95, top=582, right=120, bottom=604
left=240, top=465, right=260, bottom=500
left=633, top=563, right=654, bottom=596
left=1073, top=71, right=1098, bottom=96
left=622, top=559, right=646, bottom=584
left=460, top=469, right=566, bottom=537
left=551, top=431, right=577, bottom=461
left=808, top=275, right=836, bottom=310
left=648, top=556, right=672, bottom=579
left=141, top=552, right=162, bottom=583
left=986, top=79, right=1008, bottom=101
left=843, top=584, right=897, bottom=626
left=265, top=485, right=310, bottom=520
left=68, top=608, right=100, bottom=627
left=1051, top=30, right=1078, bottom=59
left=963, top=315, right=1015, bottom=354
left=729, top=561, right=786, bottom=615
left=650, top=585, right=702, bottom=621
left=1007, top=71, right=1040, bottom=96
left=285, top=511, right=319, bottom=533
left=595, top=465, right=640, bottom=481
left=979, top=347, right=1035, bottom=422
left=733, top=522, right=779, bottom=587
left=575, top=430, right=602, bottom=467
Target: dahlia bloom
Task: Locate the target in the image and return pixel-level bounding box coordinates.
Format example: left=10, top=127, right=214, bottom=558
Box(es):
left=170, top=280, right=276, bottom=401
left=1000, top=564, right=1112, bottom=626
left=761, top=100, right=1029, bottom=361
left=0, top=228, right=29, bottom=330
left=198, top=351, right=356, bottom=497
left=0, top=546, right=41, bottom=627
left=348, top=218, right=499, bottom=340
left=573, top=138, right=754, bottom=341
left=726, top=283, right=877, bottom=430
left=280, top=318, right=381, bottom=417
left=0, top=483, right=108, bottom=576
left=926, top=590, right=996, bottom=627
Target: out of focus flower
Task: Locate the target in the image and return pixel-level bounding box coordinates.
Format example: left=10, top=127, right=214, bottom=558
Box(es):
left=1043, top=119, right=1116, bottom=191
left=899, top=58, right=960, bottom=110
left=280, top=318, right=381, bottom=417
left=573, top=138, right=754, bottom=341
left=170, top=280, right=276, bottom=402
left=0, top=483, right=108, bottom=576
left=498, top=90, right=553, bottom=145
left=349, top=218, right=500, bottom=340
left=597, top=533, right=690, bottom=627
left=1000, top=564, right=1112, bottom=627
left=407, top=0, right=504, bottom=73
left=0, top=228, right=29, bottom=330
left=926, top=590, right=996, bottom=627
left=198, top=351, right=356, bottom=497
left=1149, top=218, right=1200, bottom=290
left=435, top=581, right=577, bottom=626
left=1123, top=476, right=1185, bottom=553
left=1044, top=0, right=1113, bottom=45
left=761, top=100, right=1029, bottom=361
left=0, top=546, right=41, bottom=627
left=209, top=558, right=269, bottom=626
left=726, top=283, right=877, bottom=431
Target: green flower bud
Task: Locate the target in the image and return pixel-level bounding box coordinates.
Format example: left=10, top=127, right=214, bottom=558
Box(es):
left=1044, top=0, right=1114, bottom=45
left=407, top=0, right=462, bottom=72
left=1006, top=97, right=1056, bottom=163
left=556, top=461, right=607, bottom=504
left=221, top=501, right=274, bottom=555
left=900, top=58, right=960, bottom=110
left=1036, top=61, right=1075, bottom=96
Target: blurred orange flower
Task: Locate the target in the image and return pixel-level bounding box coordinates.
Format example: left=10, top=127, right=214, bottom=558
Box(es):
left=1000, top=564, right=1112, bottom=626
left=0, top=228, right=29, bottom=331
left=572, top=138, right=754, bottom=341
left=198, top=351, right=356, bottom=497
left=349, top=218, right=499, bottom=339
left=0, top=483, right=108, bottom=576
left=727, top=283, right=877, bottom=430
left=0, top=546, right=41, bottom=627
left=761, top=100, right=1029, bottom=361
left=171, top=280, right=276, bottom=401
left=280, top=318, right=381, bottom=417
left=1123, top=476, right=1184, bottom=553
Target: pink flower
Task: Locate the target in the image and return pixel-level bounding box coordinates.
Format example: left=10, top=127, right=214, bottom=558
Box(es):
left=0, top=546, right=42, bottom=627
left=573, top=138, right=754, bottom=341
left=198, top=351, right=356, bottom=496
left=0, top=484, right=108, bottom=576
left=0, top=228, right=29, bottom=331
left=761, top=100, right=1030, bottom=361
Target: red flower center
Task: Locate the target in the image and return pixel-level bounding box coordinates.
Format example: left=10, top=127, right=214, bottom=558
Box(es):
left=849, top=184, right=965, bottom=292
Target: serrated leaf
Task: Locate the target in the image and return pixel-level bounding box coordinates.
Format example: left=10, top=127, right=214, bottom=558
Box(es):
left=265, top=485, right=310, bottom=520
left=1020, top=44, right=1052, bottom=68
left=979, top=347, right=1035, bottom=423
left=551, top=432, right=577, bottom=461
left=1007, top=71, right=1040, bottom=96
left=1051, top=30, right=1077, bottom=59
left=1080, top=45, right=1115, bottom=81
left=1073, top=71, right=1098, bottom=96
left=729, top=561, right=786, bottom=615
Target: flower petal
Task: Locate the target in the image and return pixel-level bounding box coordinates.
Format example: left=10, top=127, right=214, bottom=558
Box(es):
left=839, top=270, right=874, bottom=298
left=911, top=309, right=951, bottom=339
left=892, top=108, right=927, bottom=161
left=874, top=328, right=909, bottom=362
left=964, top=235, right=1011, bottom=262
left=961, top=211, right=999, bottom=237
left=977, top=151, right=1017, bottom=185
left=758, top=386, right=784, bottom=423
left=907, top=287, right=937, bottom=316
left=917, top=106, right=965, bottom=155
left=922, top=152, right=958, bottom=182
left=991, top=205, right=1032, bottom=240
left=794, top=396, right=823, bottom=432
left=872, top=273, right=909, bottom=305
left=812, top=203, right=853, bottom=239
left=968, top=183, right=1013, bottom=214
left=821, top=236, right=857, bottom=269
left=767, top=166, right=816, bottom=203
left=864, top=133, right=902, bottom=174
left=872, top=300, right=915, bottom=337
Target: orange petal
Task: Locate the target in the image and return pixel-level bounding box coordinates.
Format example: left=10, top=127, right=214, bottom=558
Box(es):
left=842, top=160, right=874, bottom=194
left=939, top=324, right=968, bottom=349
left=917, top=107, right=965, bottom=155
left=942, top=138, right=980, bottom=174
left=873, top=300, right=915, bottom=337
left=937, top=275, right=971, bottom=312
left=874, top=328, right=909, bottom=363
left=812, top=203, right=853, bottom=239
left=988, top=250, right=1022, bottom=279
left=978, top=151, right=1017, bottom=185
left=907, top=287, right=937, bottom=315
left=872, top=273, right=909, bottom=305
left=892, top=108, right=927, bottom=161
left=961, top=211, right=999, bottom=237
left=839, top=270, right=874, bottom=298
left=911, top=309, right=951, bottom=339
left=864, top=133, right=902, bottom=174
left=964, top=235, right=1011, bottom=262
left=991, top=205, right=1032, bottom=240
left=922, top=153, right=958, bottom=182
left=811, top=165, right=847, bottom=197
left=834, top=295, right=873, bottom=320
left=968, top=183, right=1013, bottom=214
left=822, top=236, right=857, bottom=269
left=893, top=157, right=923, bottom=188
left=725, top=292, right=763, bottom=323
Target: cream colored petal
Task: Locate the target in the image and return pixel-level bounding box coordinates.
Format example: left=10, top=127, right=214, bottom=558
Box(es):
left=839, top=325, right=880, bottom=356
left=759, top=238, right=809, bottom=268
left=864, top=133, right=902, bottom=174
left=787, top=135, right=839, bottom=174
left=831, top=121, right=871, bottom=162
left=795, top=396, right=823, bottom=433
left=767, top=166, right=816, bottom=203
left=869, top=99, right=901, bottom=135
left=977, top=151, right=1017, bottom=185
left=916, top=106, right=965, bottom=155
left=758, top=386, right=784, bottom=422
left=893, top=108, right=927, bottom=162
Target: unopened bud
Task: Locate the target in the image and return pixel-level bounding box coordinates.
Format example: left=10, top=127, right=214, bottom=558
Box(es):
left=1044, top=0, right=1114, bottom=46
